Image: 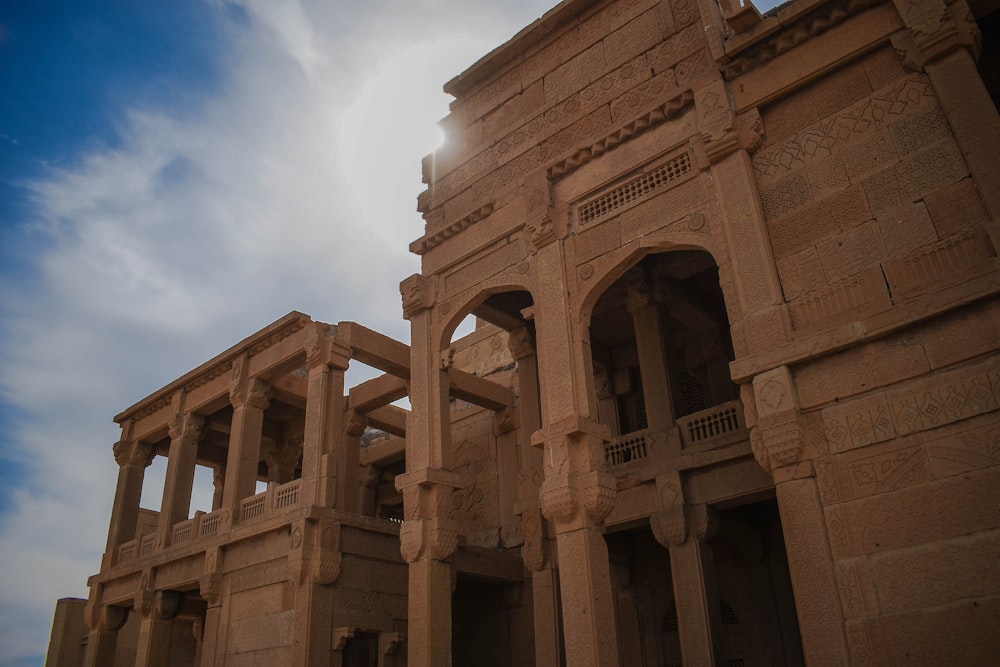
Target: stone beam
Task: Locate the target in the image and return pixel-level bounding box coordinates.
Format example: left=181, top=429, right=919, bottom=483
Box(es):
left=366, top=405, right=408, bottom=438
left=471, top=303, right=525, bottom=332
left=348, top=374, right=409, bottom=414
left=447, top=368, right=515, bottom=410
left=337, top=321, right=410, bottom=378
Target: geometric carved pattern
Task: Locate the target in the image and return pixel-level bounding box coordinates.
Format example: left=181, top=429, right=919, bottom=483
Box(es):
left=890, top=362, right=998, bottom=435
left=752, top=75, right=936, bottom=186
left=577, top=151, right=693, bottom=225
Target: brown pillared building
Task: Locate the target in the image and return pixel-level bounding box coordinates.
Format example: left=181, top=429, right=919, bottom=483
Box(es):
left=48, top=0, right=1000, bottom=664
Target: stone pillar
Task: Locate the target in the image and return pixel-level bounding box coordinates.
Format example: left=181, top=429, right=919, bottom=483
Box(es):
left=526, top=188, right=621, bottom=666
left=134, top=590, right=181, bottom=667
left=192, top=618, right=204, bottom=667
left=289, top=517, right=341, bottom=665
left=750, top=366, right=850, bottom=666
left=82, top=602, right=128, bottom=667
left=399, top=274, right=460, bottom=667
left=651, top=504, right=723, bottom=666
left=535, top=417, right=620, bottom=667
left=158, top=410, right=203, bottom=543
left=221, top=355, right=271, bottom=523
left=302, top=323, right=349, bottom=507
left=104, top=434, right=154, bottom=563
left=625, top=270, right=677, bottom=431
left=198, top=548, right=223, bottom=667
left=522, top=507, right=563, bottom=667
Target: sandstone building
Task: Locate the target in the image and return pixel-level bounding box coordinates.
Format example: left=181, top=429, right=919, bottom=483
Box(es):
left=48, top=0, right=1000, bottom=664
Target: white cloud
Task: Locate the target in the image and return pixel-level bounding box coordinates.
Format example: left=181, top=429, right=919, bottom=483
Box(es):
left=0, top=0, right=555, bottom=662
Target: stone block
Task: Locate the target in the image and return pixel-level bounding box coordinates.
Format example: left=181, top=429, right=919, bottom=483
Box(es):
left=910, top=298, right=1000, bottom=371
left=543, top=42, right=606, bottom=107
left=834, top=556, right=880, bottom=619
left=788, top=267, right=891, bottom=332
left=889, top=104, right=952, bottom=159
left=862, top=169, right=902, bottom=218
left=227, top=609, right=295, bottom=653
left=794, top=337, right=929, bottom=409
left=876, top=202, right=936, bottom=255
left=923, top=177, right=990, bottom=239
left=840, top=128, right=898, bottom=182
left=759, top=172, right=813, bottom=224
left=602, top=8, right=665, bottom=70
left=809, top=59, right=872, bottom=119
left=645, top=23, right=703, bottom=75
left=824, top=464, right=1000, bottom=558
left=871, top=529, right=1000, bottom=613
left=673, top=47, right=716, bottom=90
left=895, top=138, right=969, bottom=205
left=821, top=391, right=896, bottom=456
left=776, top=247, right=826, bottom=299
left=761, top=91, right=820, bottom=148
left=767, top=183, right=873, bottom=259
left=861, top=45, right=906, bottom=91
left=804, top=153, right=849, bottom=199
left=877, top=596, right=1000, bottom=666
left=888, top=355, right=999, bottom=437
left=667, top=0, right=700, bottom=29
left=882, top=227, right=996, bottom=300
left=922, top=412, right=1000, bottom=480
left=817, top=434, right=929, bottom=504
left=816, top=220, right=885, bottom=282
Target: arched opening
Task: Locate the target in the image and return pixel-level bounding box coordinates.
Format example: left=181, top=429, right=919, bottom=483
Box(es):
left=588, top=249, right=738, bottom=460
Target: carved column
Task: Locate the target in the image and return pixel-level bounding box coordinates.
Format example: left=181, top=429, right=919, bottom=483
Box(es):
left=134, top=589, right=181, bottom=667
left=158, top=409, right=203, bottom=543
left=527, top=182, right=621, bottom=666
left=399, top=273, right=460, bottom=666
left=221, top=355, right=271, bottom=524
left=104, top=429, right=154, bottom=565
left=750, top=366, right=849, bottom=666
left=82, top=600, right=128, bottom=667
left=199, top=547, right=223, bottom=667
left=534, top=417, right=620, bottom=667
left=890, top=0, right=1000, bottom=222
left=651, top=504, right=723, bottom=666
left=625, top=269, right=678, bottom=432
left=302, top=322, right=349, bottom=507
left=289, top=517, right=341, bottom=665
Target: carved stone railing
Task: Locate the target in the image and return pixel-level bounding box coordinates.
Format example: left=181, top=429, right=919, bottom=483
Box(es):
left=240, top=493, right=267, bottom=522
left=198, top=510, right=223, bottom=537
left=172, top=519, right=194, bottom=545
left=117, top=539, right=137, bottom=564
left=139, top=533, right=158, bottom=556
left=605, top=431, right=650, bottom=467
left=273, top=479, right=301, bottom=509
left=678, top=400, right=747, bottom=449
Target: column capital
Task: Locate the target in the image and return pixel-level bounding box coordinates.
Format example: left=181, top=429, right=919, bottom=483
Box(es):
left=507, top=325, right=535, bottom=361
left=396, top=467, right=461, bottom=562
left=230, top=376, right=271, bottom=411
left=890, top=0, right=980, bottom=68
left=200, top=547, right=223, bottom=606
left=750, top=365, right=808, bottom=472
left=400, top=274, right=434, bottom=320
left=167, top=412, right=204, bottom=444
left=113, top=439, right=154, bottom=468
left=650, top=503, right=718, bottom=548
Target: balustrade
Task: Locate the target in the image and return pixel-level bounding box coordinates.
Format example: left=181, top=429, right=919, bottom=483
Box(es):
left=678, top=400, right=746, bottom=448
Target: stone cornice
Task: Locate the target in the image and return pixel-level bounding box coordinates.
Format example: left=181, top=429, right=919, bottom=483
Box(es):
left=114, top=311, right=319, bottom=425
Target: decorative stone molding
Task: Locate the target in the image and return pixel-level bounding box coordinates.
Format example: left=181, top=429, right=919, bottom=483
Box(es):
left=200, top=547, right=223, bottom=606
left=168, top=412, right=204, bottom=444
left=520, top=507, right=548, bottom=571
left=750, top=366, right=808, bottom=472
left=410, top=202, right=495, bottom=255
left=381, top=632, right=405, bottom=656
left=494, top=406, right=517, bottom=435
left=650, top=504, right=719, bottom=548
left=113, top=439, right=154, bottom=468
left=155, top=590, right=182, bottom=620
left=86, top=603, right=128, bottom=633
left=507, top=326, right=535, bottom=361
left=396, top=467, right=463, bottom=562
left=890, top=0, right=980, bottom=69
left=333, top=627, right=355, bottom=651
left=134, top=571, right=154, bottom=617
left=401, top=274, right=434, bottom=320
left=345, top=410, right=368, bottom=438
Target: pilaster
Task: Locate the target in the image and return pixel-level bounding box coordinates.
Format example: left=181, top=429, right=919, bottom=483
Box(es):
left=651, top=503, right=723, bottom=666
left=302, top=322, right=350, bottom=507
left=289, top=517, right=341, bottom=665
left=221, top=355, right=271, bottom=523
left=81, top=601, right=127, bottom=667
left=134, top=590, right=181, bottom=667
left=104, top=429, right=154, bottom=563
left=158, top=409, right=203, bottom=544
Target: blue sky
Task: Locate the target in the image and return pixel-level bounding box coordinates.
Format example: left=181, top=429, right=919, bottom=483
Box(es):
left=0, top=0, right=782, bottom=664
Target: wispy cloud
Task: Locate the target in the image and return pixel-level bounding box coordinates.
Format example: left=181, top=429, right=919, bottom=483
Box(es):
left=0, top=0, right=554, bottom=662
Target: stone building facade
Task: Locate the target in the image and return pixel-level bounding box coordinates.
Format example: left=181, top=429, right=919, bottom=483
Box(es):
left=48, top=0, right=1000, bottom=664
